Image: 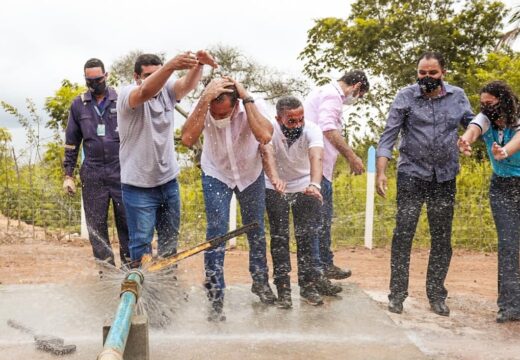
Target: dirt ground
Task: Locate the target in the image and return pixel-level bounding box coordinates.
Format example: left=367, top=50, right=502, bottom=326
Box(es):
left=1, top=221, right=520, bottom=359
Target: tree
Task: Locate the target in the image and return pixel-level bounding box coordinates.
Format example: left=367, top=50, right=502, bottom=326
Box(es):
left=497, top=5, right=520, bottom=49
left=44, top=79, right=85, bottom=135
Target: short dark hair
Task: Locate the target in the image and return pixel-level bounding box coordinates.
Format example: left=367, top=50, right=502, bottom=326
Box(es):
left=276, top=96, right=302, bottom=116
left=84, top=58, right=105, bottom=73
left=480, top=80, right=519, bottom=127
left=338, top=70, right=370, bottom=92
left=212, top=85, right=239, bottom=106
left=134, top=54, right=163, bottom=75
left=417, top=51, right=446, bottom=70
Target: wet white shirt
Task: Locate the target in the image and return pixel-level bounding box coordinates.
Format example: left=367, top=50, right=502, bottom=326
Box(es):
left=265, top=121, right=324, bottom=193
left=199, top=98, right=271, bottom=191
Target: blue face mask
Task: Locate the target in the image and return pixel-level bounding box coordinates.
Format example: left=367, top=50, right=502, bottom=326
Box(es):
left=280, top=124, right=304, bottom=141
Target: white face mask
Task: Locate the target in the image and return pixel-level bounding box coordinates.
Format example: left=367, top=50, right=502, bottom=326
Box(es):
left=343, top=94, right=359, bottom=106
left=210, top=113, right=232, bottom=129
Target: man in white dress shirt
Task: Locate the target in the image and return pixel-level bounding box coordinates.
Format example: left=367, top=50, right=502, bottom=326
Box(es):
left=181, top=76, right=275, bottom=321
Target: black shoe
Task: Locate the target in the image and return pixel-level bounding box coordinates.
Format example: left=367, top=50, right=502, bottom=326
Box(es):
left=315, top=276, right=342, bottom=296
left=430, top=301, right=450, bottom=316
left=207, top=299, right=226, bottom=322
left=496, top=309, right=520, bottom=323
left=300, top=286, right=324, bottom=306
left=251, top=281, right=277, bottom=305
left=276, top=285, right=292, bottom=309
left=388, top=299, right=403, bottom=314
left=324, top=264, right=352, bottom=280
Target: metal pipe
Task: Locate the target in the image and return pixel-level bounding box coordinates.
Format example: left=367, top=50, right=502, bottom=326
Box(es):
left=97, top=270, right=144, bottom=360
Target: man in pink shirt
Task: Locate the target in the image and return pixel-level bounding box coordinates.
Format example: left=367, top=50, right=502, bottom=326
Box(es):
left=304, top=70, right=370, bottom=280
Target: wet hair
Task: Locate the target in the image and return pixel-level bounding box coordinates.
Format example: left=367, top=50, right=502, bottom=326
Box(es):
left=338, top=70, right=370, bottom=93
left=212, top=85, right=239, bottom=106
left=417, top=51, right=446, bottom=70
left=84, top=58, right=105, bottom=73
left=480, top=80, right=520, bottom=127
left=276, top=96, right=302, bottom=116
left=134, top=54, right=163, bottom=75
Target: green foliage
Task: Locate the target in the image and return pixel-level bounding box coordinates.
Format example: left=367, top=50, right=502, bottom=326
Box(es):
left=44, top=79, right=85, bottom=134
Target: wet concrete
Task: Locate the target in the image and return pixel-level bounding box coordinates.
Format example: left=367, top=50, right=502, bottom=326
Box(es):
left=0, top=282, right=427, bottom=359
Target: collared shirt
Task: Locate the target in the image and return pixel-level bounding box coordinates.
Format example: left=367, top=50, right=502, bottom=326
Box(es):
left=265, top=121, right=323, bottom=193
left=304, top=81, right=346, bottom=182
left=377, top=83, right=474, bottom=182
left=117, top=79, right=180, bottom=188
left=199, top=98, right=270, bottom=191
left=470, top=113, right=520, bottom=177
left=63, top=87, right=121, bottom=185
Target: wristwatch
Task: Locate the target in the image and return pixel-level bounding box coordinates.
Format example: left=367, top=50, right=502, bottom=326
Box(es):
left=309, top=182, right=321, bottom=190
left=242, top=96, right=255, bottom=105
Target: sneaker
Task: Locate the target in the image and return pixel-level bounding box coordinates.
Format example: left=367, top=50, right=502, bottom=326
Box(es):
left=324, top=264, right=352, bottom=280
left=300, top=286, right=324, bottom=306
left=276, top=285, right=292, bottom=309
left=251, top=281, right=277, bottom=305
left=388, top=299, right=403, bottom=314
left=207, top=299, right=226, bottom=322
left=496, top=309, right=520, bottom=323
left=430, top=300, right=450, bottom=317
left=315, top=276, right=342, bottom=296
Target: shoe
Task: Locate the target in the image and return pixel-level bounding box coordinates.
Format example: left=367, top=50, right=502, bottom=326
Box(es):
left=300, top=286, right=324, bottom=306
left=207, top=299, right=226, bottom=322
left=324, top=264, right=352, bottom=280
left=276, top=285, right=292, bottom=309
left=496, top=309, right=520, bottom=323
left=388, top=299, right=403, bottom=314
left=251, top=281, right=277, bottom=305
left=430, top=301, right=450, bottom=316
left=315, top=276, right=342, bottom=296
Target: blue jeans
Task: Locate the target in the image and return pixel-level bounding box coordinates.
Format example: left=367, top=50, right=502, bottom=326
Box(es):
left=318, top=178, right=334, bottom=267
left=202, top=173, right=269, bottom=301
left=489, top=175, right=520, bottom=315
left=122, top=179, right=180, bottom=262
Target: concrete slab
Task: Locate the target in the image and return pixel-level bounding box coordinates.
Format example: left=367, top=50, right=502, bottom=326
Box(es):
left=0, top=282, right=427, bottom=359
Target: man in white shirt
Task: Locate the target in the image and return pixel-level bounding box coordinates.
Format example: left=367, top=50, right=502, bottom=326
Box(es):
left=181, top=76, right=274, bottom=321
left=261, top=96, right=342, bottom=309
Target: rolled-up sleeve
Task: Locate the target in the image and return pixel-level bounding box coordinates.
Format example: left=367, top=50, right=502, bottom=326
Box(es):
left=63, top=106, right=82, bottom=177
left=377, top=91, right=408, bottom=159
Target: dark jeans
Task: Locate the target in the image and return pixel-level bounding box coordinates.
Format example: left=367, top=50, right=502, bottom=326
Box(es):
left=389, top=172, right=455, bottom=303
left=122, top=179, right=180, bottom=262
left=202, top=173, right=269, bottom=301
left=82, top=181, right=130, bottom=265
left=318, top=178, right=334, bottom=267
left=489, top=175, right=520, bottom=314
left=265, top=189, right=322, bottom=287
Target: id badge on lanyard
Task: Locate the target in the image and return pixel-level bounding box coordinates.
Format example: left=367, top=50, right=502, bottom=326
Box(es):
left=94, top=104, right=106, bottom=137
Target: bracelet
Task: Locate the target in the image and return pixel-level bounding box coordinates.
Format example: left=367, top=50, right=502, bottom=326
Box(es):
left=242, top=96, right=255, bottom=105
left=197, top=61, right=204, bottom=66
left=309, top=182, right=321, bottom=190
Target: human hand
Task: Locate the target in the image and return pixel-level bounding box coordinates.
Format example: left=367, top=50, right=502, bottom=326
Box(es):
left=348, top=155, right=365, bottom=175
left=229, top=79, right=249, bottom=99
left=63, top=176, right=76, bottom=195
left=492, top=142, right=508, bottom=160
left=271, top=177, right=286, bottom=194
left=202, top=77, right=235, bottom=101
left=376, top=173, right=387, bottom=198
left=196, top=50, right=218, bottom=68
left=304, top=185, right=323, bottom=203
left=169, top=52, right=199, bottom=71
left=457, top=137, right=472, bottom=156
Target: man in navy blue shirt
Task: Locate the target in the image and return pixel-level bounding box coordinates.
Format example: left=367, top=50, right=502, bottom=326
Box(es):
left=63, top=58, right=130, bottom=266
left=376, top=51, right=474, bottom=317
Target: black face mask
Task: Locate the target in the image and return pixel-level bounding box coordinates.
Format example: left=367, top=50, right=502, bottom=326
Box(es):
left=280, top=124, right=304, bottom=142
left=417, top=76, right=442, bottom=93
left=481, top=103, right=501, bottom=123
left=86, top=78, right=107, bottom=96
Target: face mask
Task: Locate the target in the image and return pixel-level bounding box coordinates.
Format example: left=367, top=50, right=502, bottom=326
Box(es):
left=343, top=94, right=359, bottom=106
left=481, top=103, right=501, bottom=122
left=86, top=78, right=106, bottom=96
left=280, top=123, right=304, bottom=141
left=417, top=76, right=442, bottom=93
left=209, top=105, right=235, bottom=129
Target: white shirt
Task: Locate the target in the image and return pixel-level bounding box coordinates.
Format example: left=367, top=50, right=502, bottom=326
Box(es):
left=199, top=98, right=271, bottom=191
left=304, top=81, right=346, bottom=182
left=265, top=121, right=324, bottom=193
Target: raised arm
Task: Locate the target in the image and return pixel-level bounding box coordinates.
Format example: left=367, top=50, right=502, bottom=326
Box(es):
left=174, top=50, right=217, bottom=100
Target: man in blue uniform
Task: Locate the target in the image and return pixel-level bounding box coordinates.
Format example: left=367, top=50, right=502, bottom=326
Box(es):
left=63, top=58, right=130, bottom=266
